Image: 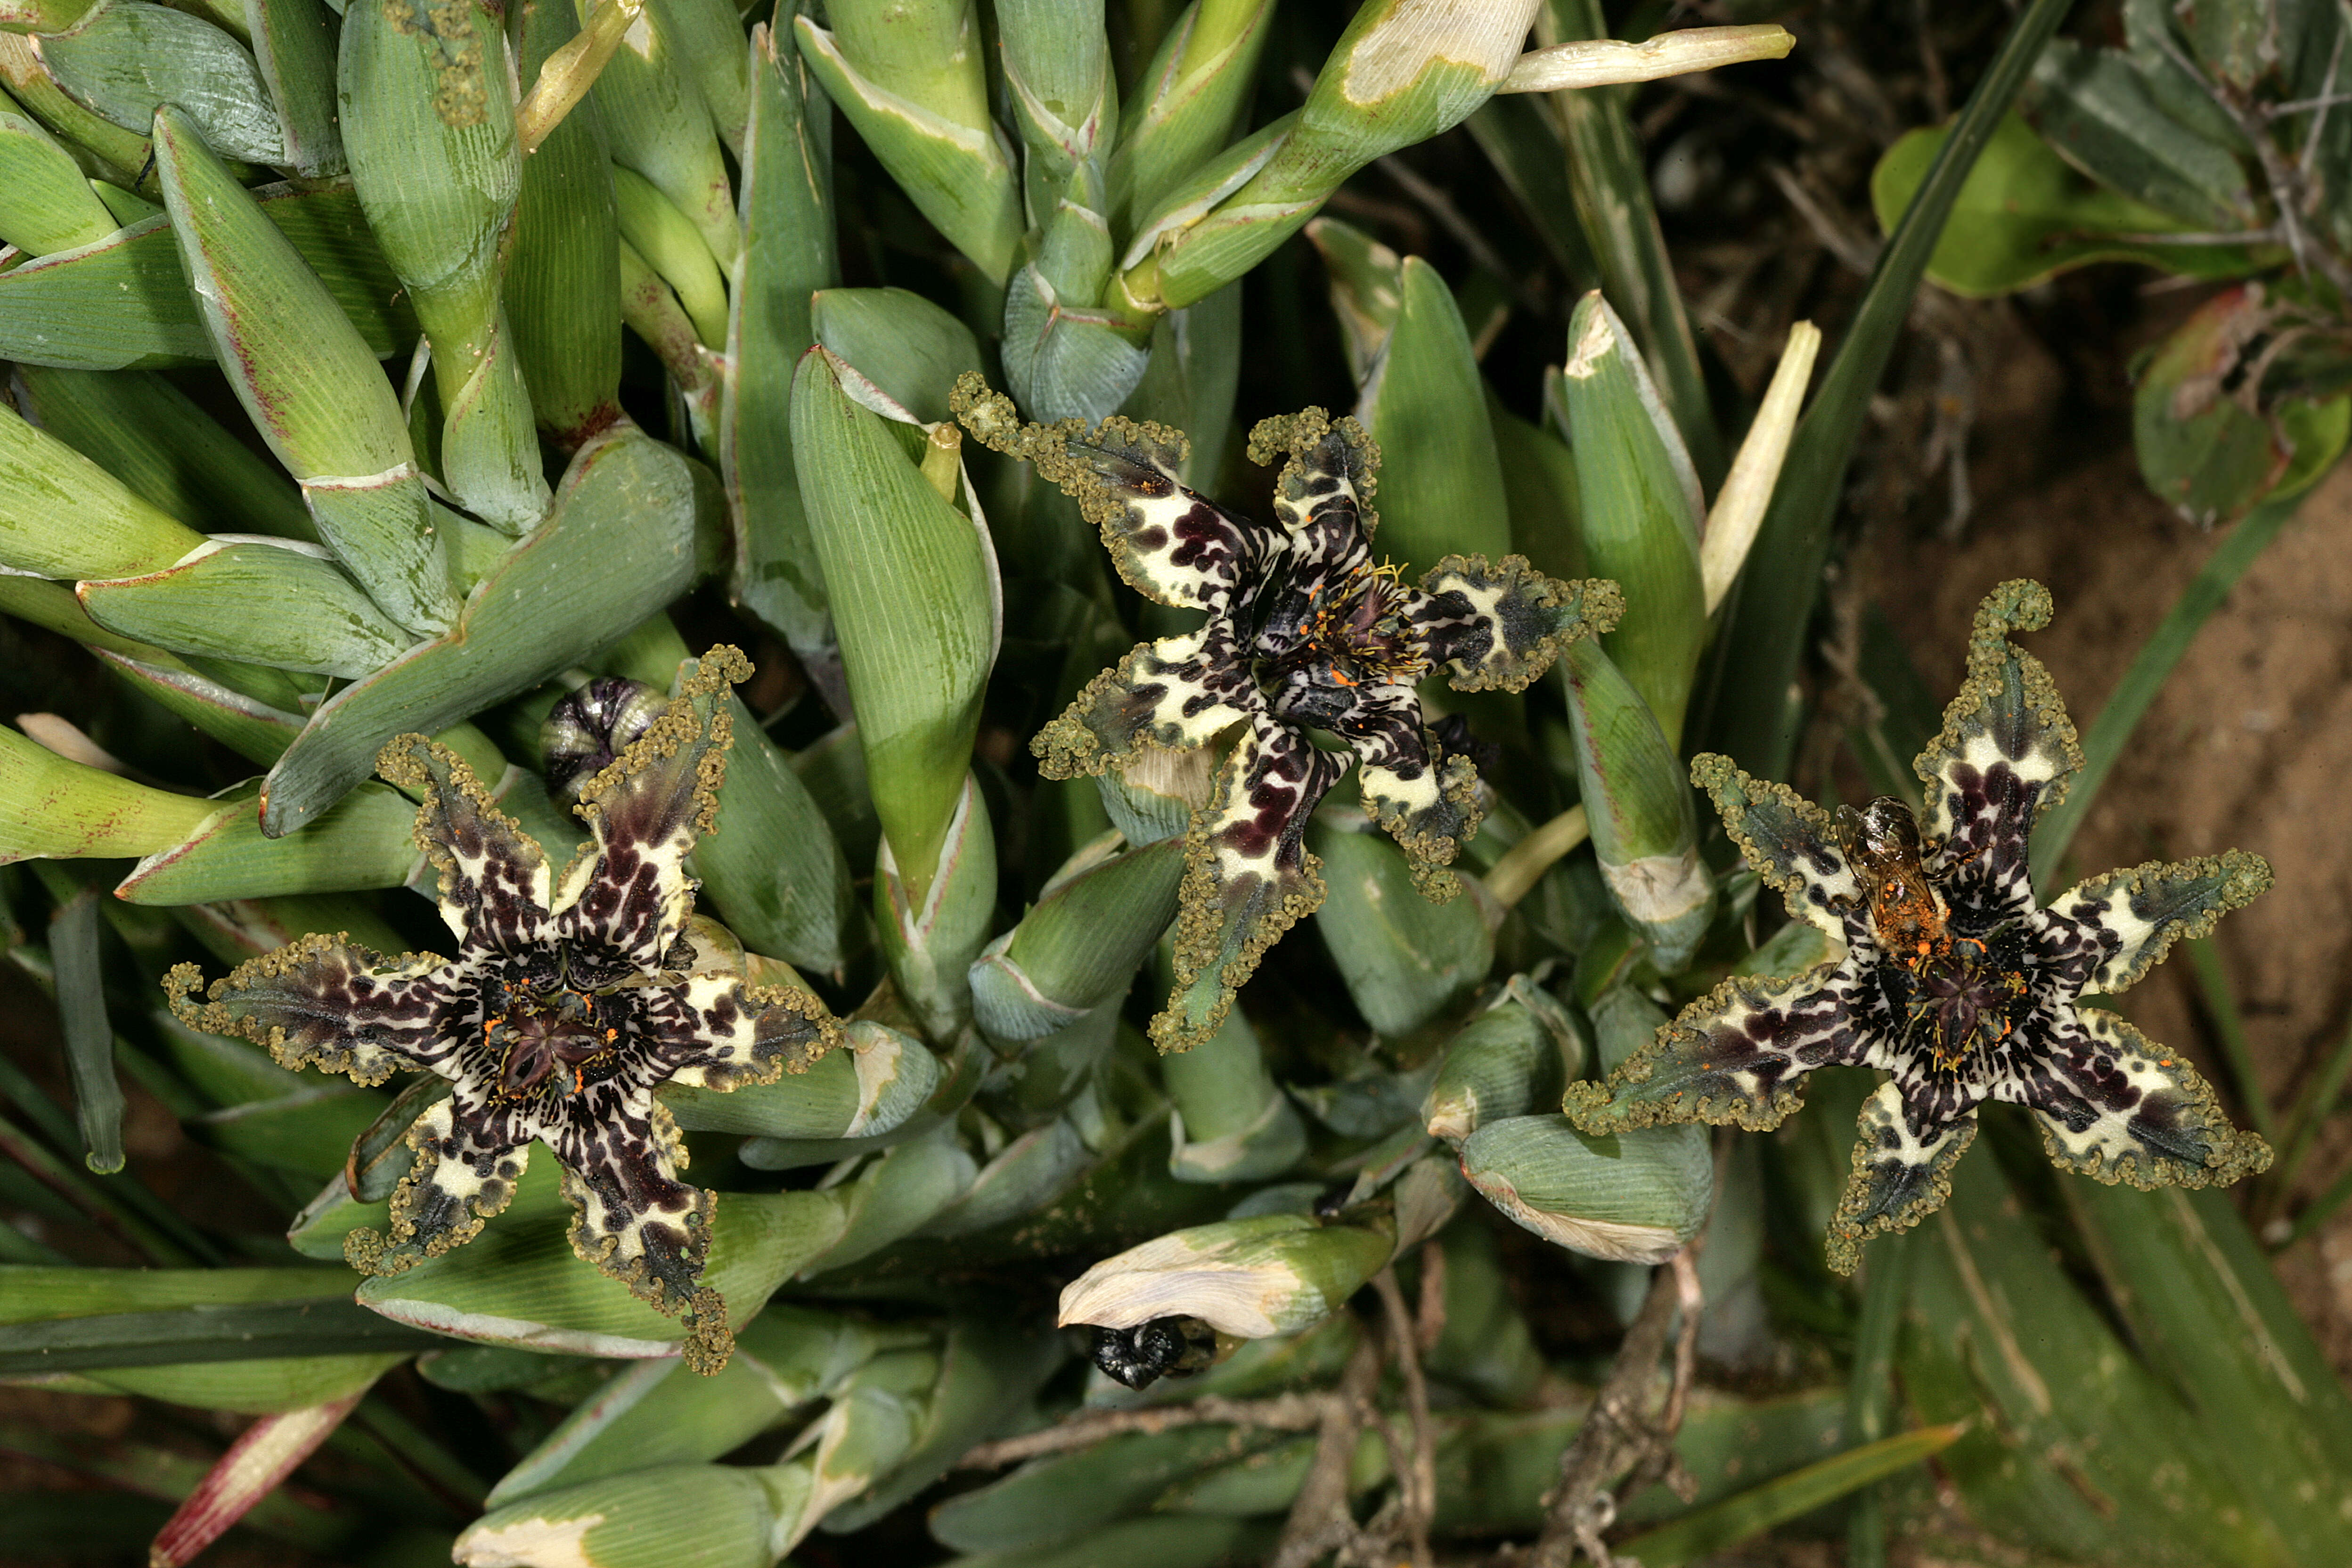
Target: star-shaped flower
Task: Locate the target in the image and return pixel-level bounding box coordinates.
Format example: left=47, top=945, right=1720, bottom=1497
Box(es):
left=952, top=375, right=1621, bottom=1053
left=166, top=647, right=839, bottom=1372
left=1564, top=581, right=2273, bottom=1273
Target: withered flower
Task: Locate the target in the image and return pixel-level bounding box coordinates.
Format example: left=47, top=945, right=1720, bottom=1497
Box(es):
left=1566, top=582, right=2271, bottom=1272
left=168, top=647, right=838, bottom=1371
left=953, top=374, right=1619, bottom=1052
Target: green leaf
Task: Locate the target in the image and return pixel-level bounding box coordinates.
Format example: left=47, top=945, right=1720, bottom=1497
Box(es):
left=11, top=365, right=316, bottom=542
left=1615, top=1423, right=1964, bottom=1567
left=0, top=1292, right=439, bottom=1374
left=614, top=161, right=728, bottom=348
left=651, top=0, right=751, bottom=155
left=932, top=1425, right=1271, bottom=1553
left=0, top=724, right=215, bottom=861
left=0, top=33, right=150, bottom=184
left=811, top=287, right=982, bottom=425
left=47, top=886, right=124, bottom=1174
left=0, top=397, right=206, bottom=580
left=1869, top=114, right=2271, bottom=298
left=356, top=1191, right=839, bottom=1356
left=0, top=179, right=419, bottom=371
left=792, top=6, right=1020, bottom=284
left=80, top=539, right=414, bottom=678
left=1107, top=0, right=1274, bottom=232
left=1140, top=0, right=1527, bottom=311
left=690, top=694, right=860, bottom=975
left=114, top=781, right=417, bottom=904
left=41, top=1, right=284, bottom=163
left=1559, top=291, right=1705, bottom=745
left=341, top=0, right=546, bottom=533
left=2128, top=285, right=2346, bottom=526
left=505, top=0, right=621, bottom=448
left=587, top=0, right=739, bottom=269
left=490, top=1306, right=908, bottom=1504
left=969, top=834, right=1184, bottom=1043
left=0, top=104, right=117, bottom=254
left=245, top=0, right=344, bottom=176
left=1559, top=637, right=1711, bottom=968
left=2024, top=38, right=2255, bottom=229
left=153, top=106, right=455, bottom=637
left=2067, top=1183, right=2352, bottom=1562
left=1463, top=92, right=1595, bottom=282
left=1459, top=1112, right=1711, bottom=1265
left=874, top=773, right=998, bottom=1042
left=1901, top=1139, right=2284, bottom=1565
left=257, top=425, right=706, bottom=835
left=1358, top=257, right=1511, bottom=580
left=819, top=1317, right=1065, bottom=1532
left=790, top=348, right=996, bottom=892
left=664, top=1020, right=939, bottom=1140
left=723, top=24, right=836, bottom=668
left=1310, top=819, right=1492, bottom=1040
left=191, top=1084, right=387, bottom=1180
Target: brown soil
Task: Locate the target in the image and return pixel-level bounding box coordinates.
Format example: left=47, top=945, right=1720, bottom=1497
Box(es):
left=1861, top=425, right=2352, bottom=1379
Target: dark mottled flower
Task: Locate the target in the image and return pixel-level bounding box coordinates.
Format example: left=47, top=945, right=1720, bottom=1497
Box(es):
left=167, top=647, right=838, bottom=1372
left=952, top=374, right=1621, bottom=1053
left=1565, top=581, right=2273, bottom=1273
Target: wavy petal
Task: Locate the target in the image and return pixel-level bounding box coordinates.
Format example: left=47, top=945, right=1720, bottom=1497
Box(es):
left=2037, top=850, right=2273, bottom=997
left=1330, top=682, right=1479, bottom=898
left=1690, top=753, right=1862, bottom=939
left=1912, top=580, right=2081, bottom=915
left=636, top=975, right=839, bottom=1091
left=2013, top=1008, right=2272, bottom=1189
left=1411, top=555, right=1625, bottom=694
left=377, top=736, right=555, bottom=957
left=551, top=1089, right=728, bottom=1370
left=1033, top=621, right=1259, bottom=780
left=953, top=376, right=1280, bottom=611
left=343, top=1093, right=531, bottom=1276
left=164, top=939, right=469, bottom=1086
left=1565, top=963, right=1870, bottom=1133
left=1249, top=408, right=1378, bottom=554
left=1154, top=712, right=1349, bottom=1054
left=1825, top=1082, right=1976, bottom=1274
left=552, top=647, right=751, bottom=979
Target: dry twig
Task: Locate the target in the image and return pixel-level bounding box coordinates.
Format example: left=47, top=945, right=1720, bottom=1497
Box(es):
left=1521, top=1249, right=1707, bottom=1568
left=956, top=1392, right=1334, bottom=1470
left=1272, top=1335, right=1386, bottom=1568
left=1374, top=1268, right=1439, bottom=1568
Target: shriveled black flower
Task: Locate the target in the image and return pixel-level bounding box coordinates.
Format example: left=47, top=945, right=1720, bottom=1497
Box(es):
left=953, top=374, right=1621, bottom=1053
left=167, top=647, right=839, bottom=1372
left=1090, top=1315, right=1218, bottom=1390
left=1565, top=581, right=2272, bottom=1273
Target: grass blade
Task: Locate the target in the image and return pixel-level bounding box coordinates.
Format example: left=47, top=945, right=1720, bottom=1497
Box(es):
left=46, top=885, right=124, bottom=1175
left=1617, top=1422, right=1964, bottom=1567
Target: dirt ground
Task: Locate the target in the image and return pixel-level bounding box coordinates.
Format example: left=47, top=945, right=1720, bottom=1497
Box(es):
left=1860, top=386, right=2352, bottom=1379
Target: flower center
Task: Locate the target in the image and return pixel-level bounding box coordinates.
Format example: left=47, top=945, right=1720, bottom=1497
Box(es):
left=1896, top=936, right=2031, bottom=1070
left=485, top=986, right=624, bottom=1100
left=1259, top=561, right=1428, bottom=700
